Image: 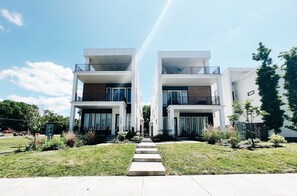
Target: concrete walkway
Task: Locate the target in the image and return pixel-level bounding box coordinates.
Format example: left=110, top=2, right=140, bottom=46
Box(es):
left=1, top=174, right=297, bottom=196
left=128, top=138, right=166, bottom=176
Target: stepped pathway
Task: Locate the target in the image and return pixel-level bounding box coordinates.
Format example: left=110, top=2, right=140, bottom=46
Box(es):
left=128, top=138, right=166, bottom=176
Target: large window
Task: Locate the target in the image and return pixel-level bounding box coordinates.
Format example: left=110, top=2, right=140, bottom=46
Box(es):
left=126, top=113, right=131, bottom=130
left=192, top=117, right=197, bottom=133
left=112, top=88, right=126, bottom=101
left=197, top=117, right=203, bottom=133
left=180, top=117, right=185, bottom=132
left=186, top=117, right=191, bottom=133
left=163, top=90, right=188, bottom=106
left=106, top=88, right=111, bottom=101
left=179, top=116, right=208, bottom=135
left=83, top=112, right=112, bottom=131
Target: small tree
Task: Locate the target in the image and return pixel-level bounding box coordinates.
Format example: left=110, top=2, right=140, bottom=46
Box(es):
left=228, top=100, right=262, bottom=147
left=253, top=42, right=285, bottom=134
left=25, top=105, right=42, bottom=145
left=279, top=47, right=297, bottom=131
left=142, top=105, right=150, bottom=136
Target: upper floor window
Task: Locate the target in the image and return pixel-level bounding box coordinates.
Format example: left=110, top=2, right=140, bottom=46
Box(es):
left=163, top=90, right=188, bottom=106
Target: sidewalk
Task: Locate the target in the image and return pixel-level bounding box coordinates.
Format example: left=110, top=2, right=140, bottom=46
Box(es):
left=0, top=174, right=296, bottom=196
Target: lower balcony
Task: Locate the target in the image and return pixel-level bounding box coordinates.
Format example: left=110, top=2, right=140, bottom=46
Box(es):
left=75, top=93, right=130, bottom=103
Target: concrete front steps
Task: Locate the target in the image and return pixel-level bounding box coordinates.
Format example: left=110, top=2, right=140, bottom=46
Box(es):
left=128, top=138, right=166, bottom=176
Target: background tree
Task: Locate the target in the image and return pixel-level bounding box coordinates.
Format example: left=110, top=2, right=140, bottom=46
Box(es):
left=142, top=105, right=151, bottom=136
left=253, top=42, right=285, bottom=134
left=279, top=47, right=297, bottom=131
left=228, top=100, right=262, bottom=147
left=40, top=110, right=69, bottom=134
left=24, top=105, right=42, bottom=144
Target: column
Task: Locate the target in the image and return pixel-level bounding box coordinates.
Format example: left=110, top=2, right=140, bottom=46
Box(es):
left=167, top=108, right=174, bottom=131
left=219, top=108, right=226, bottom=131
left=71, top=74, right=78, bottom=102
left=69, top=105, right=75, bottom=132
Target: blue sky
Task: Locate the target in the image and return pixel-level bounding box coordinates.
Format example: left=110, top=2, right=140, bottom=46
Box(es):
left=0, top=0, right=297, bottom=116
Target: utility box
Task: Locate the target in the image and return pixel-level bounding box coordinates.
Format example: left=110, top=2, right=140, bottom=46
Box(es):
left=45, top=123, right=56, bottom=139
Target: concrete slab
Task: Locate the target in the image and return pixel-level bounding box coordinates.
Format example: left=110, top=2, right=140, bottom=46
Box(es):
left=142, top=138, right=153, bottom=142
left=137, top=142, right=156, bottom=148
left=193, top=175, right=280, bottom=196
left=135, top=148, right=159, bottom=154
left=133, top=154, right=162, bottom=162
left=128, top=162, right=166, bottom=176
left=241, top=174, right=297, bottom=196
left=142, top=176, right=210, bottom=196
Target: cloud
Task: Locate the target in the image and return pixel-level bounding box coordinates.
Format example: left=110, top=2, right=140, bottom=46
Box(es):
left=0, top=24, right=4, bottom=31
left=8, top=95, right=71, bottom=115
left=0, top=9, right=24, bottom=26
left=0, top=61, right=73, bottom=97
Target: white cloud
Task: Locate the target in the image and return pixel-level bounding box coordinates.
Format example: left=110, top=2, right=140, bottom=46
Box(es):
left=8, top=95, right=71, bottom=116
left=0, top=9, right=24, bottom=26
left=0, top=61, right=73, bottom=97
left=0, top=24, right=4, bottom=31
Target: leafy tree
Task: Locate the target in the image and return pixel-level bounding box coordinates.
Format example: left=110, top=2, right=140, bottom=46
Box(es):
left=40, top=110, right=69, bottom=134
left=228, top=100, right=262, bottom=147
left=142, top=105, right=150, bottom=135
left=279, top=47, right=297, bottom=130
left=25, top=105, right=42, bottom=144
left=253, top=42, right=285, bottom=134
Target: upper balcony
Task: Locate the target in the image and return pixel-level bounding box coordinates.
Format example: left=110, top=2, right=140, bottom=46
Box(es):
left=75, top=63, right=131, bottom=72
left=162, top=66, right=220, bottom=75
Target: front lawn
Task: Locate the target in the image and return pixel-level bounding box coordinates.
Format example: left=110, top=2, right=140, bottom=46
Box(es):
left=0, top=144, right=135, bottom=177
left=158, top=142, right=297, bottom=175
left=0, top=137, right=29, bottom=152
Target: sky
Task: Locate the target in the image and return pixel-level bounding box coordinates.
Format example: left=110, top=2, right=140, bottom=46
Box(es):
left=0, top=0, right=297, bottom=116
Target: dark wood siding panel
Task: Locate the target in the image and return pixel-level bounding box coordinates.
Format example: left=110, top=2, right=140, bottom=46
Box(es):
left=83, top=83, right=106, bottom=101
left=188, top=86, right=211, bottom=104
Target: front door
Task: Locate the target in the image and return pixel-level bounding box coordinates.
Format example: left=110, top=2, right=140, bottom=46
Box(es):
left=115, top=114, right=119, bottom=133
left=174, top=117, right=177, bottom=136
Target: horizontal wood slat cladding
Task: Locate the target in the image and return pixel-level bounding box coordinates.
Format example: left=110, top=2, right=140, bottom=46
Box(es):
left=188, top=86, right=211, bottom=104
left=83, top=83, right=106, bottom=101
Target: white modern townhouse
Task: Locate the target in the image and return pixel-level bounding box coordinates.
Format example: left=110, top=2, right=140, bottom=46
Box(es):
left=69, top=48, right=143, bottom=135
left=222, top=67, right=297, bottom=140
left=150, top=51, right=225, bottom=137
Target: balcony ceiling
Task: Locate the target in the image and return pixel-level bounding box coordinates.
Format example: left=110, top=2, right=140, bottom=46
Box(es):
left=162, top=75, right=218, bottom=86
left=77, top=72, right=132, bottom=83
left=89, top=55, right=132, bottom=65
left=162, top=58, right=205, bottom=68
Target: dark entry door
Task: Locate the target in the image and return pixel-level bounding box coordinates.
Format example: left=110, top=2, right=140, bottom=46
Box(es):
left=115, top=114, right=119, bottom=133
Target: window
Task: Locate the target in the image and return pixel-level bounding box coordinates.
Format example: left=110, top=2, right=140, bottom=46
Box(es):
left=90, top=113, right=95, bottom=129
left=84, top=113, right=89, bottom=130
left=192, top=117, right=197, bottom=133
left=127, top=88, right=131, bottom=103
left=182, top=90, right=188, bottom=104
left=186, top=117, right=191, bottom=133
left=163, top=117, right=168, bottom=130
left=112, top=88, right=126, bottom=101
left=203, top=117, right=208, bottom=130
left=180, top=117, right=185, bottom=132
left=106, top=113, right=112, bottom=130
left=95, top=114, right=100, bottom=130
left=163, top=90, right=167, bottom=106
left=197, top=117, right=203, bottom=133
left=100, top=113, right=106, bottom=130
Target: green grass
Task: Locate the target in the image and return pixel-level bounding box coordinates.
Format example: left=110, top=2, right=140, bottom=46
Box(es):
left=0, top=137, right=30, bottom=152
left=0, top=144, right=136, bottom=177
left=158, top=142, right=297, bottom=175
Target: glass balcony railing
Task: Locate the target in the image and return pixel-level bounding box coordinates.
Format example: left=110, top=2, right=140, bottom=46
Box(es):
left=165, top=96, right=220, bottom=106
left=75, top=93, right=130, bottom=103
left=162, top=66, right=220, bottom=75
left=75, top=64, right=131, bottom=72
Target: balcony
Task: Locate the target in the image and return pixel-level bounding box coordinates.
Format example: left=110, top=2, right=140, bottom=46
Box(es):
left=165, top=96, right=220, bottom=106
left=75, top=63, right=131, bottom=72
left=75, top=93, right=130, bottom=103
left=162, top=66, right=220, bottom=75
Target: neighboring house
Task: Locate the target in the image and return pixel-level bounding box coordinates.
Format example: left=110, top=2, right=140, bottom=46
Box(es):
left=150, top=51, right=225, bottom=137
left=222, top=67, right=297, bottom=140
left=69, top=48, right=143, bottom=135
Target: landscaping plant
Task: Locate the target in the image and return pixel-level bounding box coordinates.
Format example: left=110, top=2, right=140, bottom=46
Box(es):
left=269, top=134, right=287, bottom=147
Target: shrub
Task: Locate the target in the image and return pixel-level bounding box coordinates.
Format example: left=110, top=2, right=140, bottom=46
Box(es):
left=202, top=126, right=222, bottom=144
left=75, top=135, right=87, bottom=147
left=254, top=138, right=261, bottom=144
left=131, top=136, right=143, bottom=143
left=269, top=134, right=287, bottom=147
left=41, top=138, right=66, bottom=151
left=152, top=131, right=175, bottom=142
left=117, top=131, right=128, bottom=142
left=63, top=133, right=77, bottom=147
left=126, top=130, right=136, bottom=140
left=228, top=136, right=240, bottom=148
left=225, top=126, right=241, bottom=148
